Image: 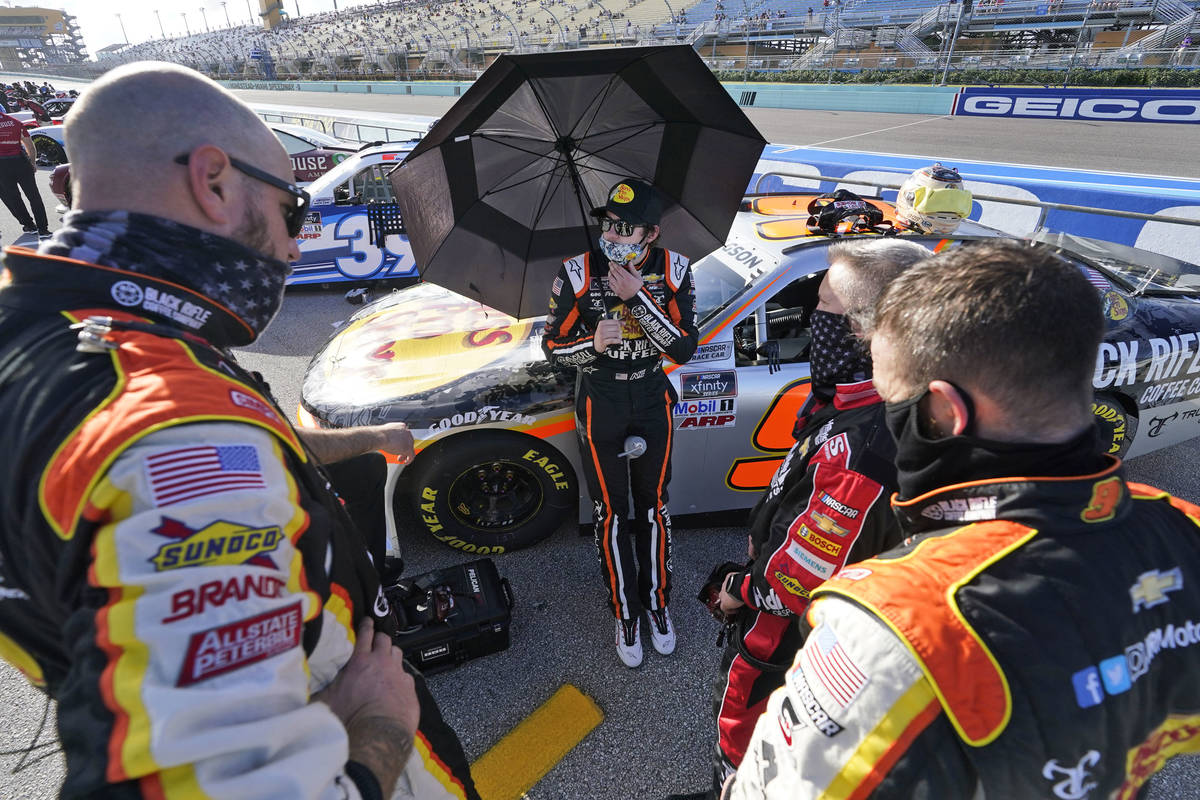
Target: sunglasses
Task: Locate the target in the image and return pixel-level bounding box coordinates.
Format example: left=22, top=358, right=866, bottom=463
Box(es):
left=598, top=217, right=643, bottom=237
left=174, top=152, right=311, bottom=238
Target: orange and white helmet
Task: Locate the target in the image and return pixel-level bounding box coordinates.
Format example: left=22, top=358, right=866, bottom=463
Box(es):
left=895, top=164, right=973, bottom=235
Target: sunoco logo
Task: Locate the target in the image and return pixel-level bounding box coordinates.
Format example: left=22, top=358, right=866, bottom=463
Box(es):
left=111, top=280, right=144, bottom=307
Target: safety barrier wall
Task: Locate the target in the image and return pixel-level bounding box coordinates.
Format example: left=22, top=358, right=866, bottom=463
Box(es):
left=218, top=78, right=957, bottom=111
left=952, top=87, right=1200, bottom=123
left=753, top=144, right=1200, bottom=261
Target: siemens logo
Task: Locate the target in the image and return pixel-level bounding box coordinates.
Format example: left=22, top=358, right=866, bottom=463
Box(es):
left=955, top=90, right=1200, bottom=123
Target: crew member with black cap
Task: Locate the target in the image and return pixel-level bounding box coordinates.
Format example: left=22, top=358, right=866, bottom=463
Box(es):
left=543, top=177, right=698, bottom=668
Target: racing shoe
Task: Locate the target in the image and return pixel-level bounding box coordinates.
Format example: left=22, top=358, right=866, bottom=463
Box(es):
left=648, top=607, right=676, bottom=655
left=20, top=224, right=36, bottom=233
left=615, top=617, right=643, bottom=668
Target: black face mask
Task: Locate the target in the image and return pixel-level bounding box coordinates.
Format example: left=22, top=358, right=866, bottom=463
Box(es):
left=884, top=386, right=1106, bottom=501
left=808, top=310, right=871, bottom=400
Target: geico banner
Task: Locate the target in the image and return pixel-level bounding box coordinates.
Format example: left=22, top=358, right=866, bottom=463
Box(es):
left=953, top=87, right=1200, bottom=124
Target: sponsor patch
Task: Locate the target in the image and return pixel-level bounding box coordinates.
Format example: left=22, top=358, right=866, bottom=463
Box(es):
left=810, top=510, right=850, bottom=538
left=149, top=517, right=284, bottom=571
left=813, top=420, right=834, bottom=446
left=1131, top=567, right=1183, bottom=612
left=177, top=601, right=302, bottom=686
left=1041, top=750, right=1101, bottom=800
left=109, top=281, right=213, bottom=329
left=145, top=445, right=267, bottom=506
left=835, top=566, right=873, bottom=581
left=773, top=570, right=811, bottom=599
left=680, top=370, right=737, bottom=400
left=690, top=341, right=733, bottom=364
left=777, top=696, right=799, bottom=745
left=819, top=491, right=860, bottom=519
left=788, top=663, right=844, bottom=737
left=919, top=495, right=998, bottom=522
left=1121, top=716, right=1200, bottom=794
left=786, top=541, right=835, bottom=580
left=163, top=574, right=287, bottom=623
left=229, top=390, right=280, bottom=422
left=611, top=183, right=635, bottom=203
left=796, top=524, right=842, bottom=558
left=802, top=623, right=867, bottom=709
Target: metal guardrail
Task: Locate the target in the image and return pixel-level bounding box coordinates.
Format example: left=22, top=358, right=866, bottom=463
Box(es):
left=753, top=170, right=1200, bottom=231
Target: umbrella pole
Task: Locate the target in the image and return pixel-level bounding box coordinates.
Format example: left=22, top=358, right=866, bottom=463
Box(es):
left=557, top=141, right=598, bottom=256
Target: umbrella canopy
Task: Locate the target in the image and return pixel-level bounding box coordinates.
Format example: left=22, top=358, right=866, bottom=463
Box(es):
left=389, top=45, right=766, bottom=319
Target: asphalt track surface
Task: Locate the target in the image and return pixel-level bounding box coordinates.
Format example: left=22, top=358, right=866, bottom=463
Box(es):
left=1, top=89, right=1199, bottom=799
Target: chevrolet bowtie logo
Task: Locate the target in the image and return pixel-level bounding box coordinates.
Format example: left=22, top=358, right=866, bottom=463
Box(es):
left=1130, top=567, right=1184, bottom=613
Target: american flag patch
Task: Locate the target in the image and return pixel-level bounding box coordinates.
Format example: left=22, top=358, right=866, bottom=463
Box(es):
left=145, top=445, right=267, bottom=506
left=1081, top=267, right=1111, bottom=292
left=552, top=276, right=563, bottom=295
left=802, top=623, right=868, bottom=709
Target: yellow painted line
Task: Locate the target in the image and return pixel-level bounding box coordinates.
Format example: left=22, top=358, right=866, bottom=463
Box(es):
left=471, top=684, right=603, bottom=800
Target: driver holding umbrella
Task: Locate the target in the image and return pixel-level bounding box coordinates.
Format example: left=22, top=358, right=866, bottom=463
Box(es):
left=543, top=177, right=698, bottom=668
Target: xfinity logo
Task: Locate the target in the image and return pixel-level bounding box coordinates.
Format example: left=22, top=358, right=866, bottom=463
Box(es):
left=960, top=94, right=1200, bottom=122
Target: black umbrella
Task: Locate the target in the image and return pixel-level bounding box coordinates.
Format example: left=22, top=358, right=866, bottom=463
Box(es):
left=389, top=45, right=766, bottom=319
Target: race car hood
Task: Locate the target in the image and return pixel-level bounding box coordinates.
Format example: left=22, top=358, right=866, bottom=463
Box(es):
left=301, top=282, right=571, bottom=429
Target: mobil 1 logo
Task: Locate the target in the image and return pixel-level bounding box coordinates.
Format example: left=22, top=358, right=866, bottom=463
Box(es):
left=676, top=369, right=737, bottom=429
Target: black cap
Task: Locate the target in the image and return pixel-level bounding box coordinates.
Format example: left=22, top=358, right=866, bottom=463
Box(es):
left=590, top=177, right=662, bottom=226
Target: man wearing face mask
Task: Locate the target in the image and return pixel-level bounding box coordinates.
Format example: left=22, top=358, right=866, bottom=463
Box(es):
left=726, top=240, right=1200, bottom=800
left=543, top=177, right=697, bottom=668
left=0, top=63, right=478, bottom=800
left=708, top=239, right=930, bottom=794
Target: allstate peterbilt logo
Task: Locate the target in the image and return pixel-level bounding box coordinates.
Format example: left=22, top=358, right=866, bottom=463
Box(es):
left=956, top=88, right=1200, bottom=123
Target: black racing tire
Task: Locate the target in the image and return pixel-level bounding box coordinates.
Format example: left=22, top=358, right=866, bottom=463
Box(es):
left=402, top=430, right=577, bottom=555
left=1092, top=394, right=1136, bottom=457
left=32, top=134, right=65, bottom=166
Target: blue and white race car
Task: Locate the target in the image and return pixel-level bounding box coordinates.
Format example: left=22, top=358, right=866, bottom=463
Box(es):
left=290, top=141, right=422, bottom=287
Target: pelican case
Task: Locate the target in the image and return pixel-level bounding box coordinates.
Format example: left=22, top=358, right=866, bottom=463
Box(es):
left=387, top=558, right=514, bottom=674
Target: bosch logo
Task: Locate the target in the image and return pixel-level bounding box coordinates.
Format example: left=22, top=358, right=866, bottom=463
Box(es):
left=110, top=280, right=144, bottom=307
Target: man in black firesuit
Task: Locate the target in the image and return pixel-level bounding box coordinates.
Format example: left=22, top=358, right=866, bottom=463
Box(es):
left=709, top=238, right=931, bottom=792
left=0, top=62, right=477, bottom=800
left=543, top=177, right=697, bottom=668
left=728, top=239, right=1200, bottom=799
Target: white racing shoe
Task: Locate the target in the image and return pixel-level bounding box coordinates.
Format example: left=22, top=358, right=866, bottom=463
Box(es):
left=648, top=608, right=676, bottom=655
left=616, top=617, right=643, bottom=668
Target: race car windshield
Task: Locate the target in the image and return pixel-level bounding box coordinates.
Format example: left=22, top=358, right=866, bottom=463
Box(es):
left=690, top=251, right=755, bottom=326
left=1035, top=231, right=1200, bottom=296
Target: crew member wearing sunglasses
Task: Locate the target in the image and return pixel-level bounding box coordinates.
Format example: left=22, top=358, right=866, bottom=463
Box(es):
left=543, top=177, right=699, bottom=669
left=0, top=62, right=480, bottom=800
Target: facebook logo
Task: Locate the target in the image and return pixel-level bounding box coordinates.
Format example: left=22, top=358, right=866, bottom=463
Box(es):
left=1072, top=667, right=1104, bottom=708
left=1100, top=655, right=1132, bottom=696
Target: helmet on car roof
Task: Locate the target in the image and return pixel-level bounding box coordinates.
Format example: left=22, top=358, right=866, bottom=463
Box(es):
left=895, top=163, right=973, bottom=235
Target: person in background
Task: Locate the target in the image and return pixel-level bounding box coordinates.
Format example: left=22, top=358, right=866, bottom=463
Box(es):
left=709, top=238, right=930, bottom=794
left=0, top=61, right=477, bottom=800
left=726, top=240, right=1200, bottom=799
left=0, top=104, right=48, bottom=237
left=543, top=177, right=697, bottom=668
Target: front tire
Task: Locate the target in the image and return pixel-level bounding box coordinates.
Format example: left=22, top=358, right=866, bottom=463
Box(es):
left=32, top=135, right=65, bottom=166
left=403, top=431, right=577, bottom=554
left=1092, top=394, right=1136, bottom=457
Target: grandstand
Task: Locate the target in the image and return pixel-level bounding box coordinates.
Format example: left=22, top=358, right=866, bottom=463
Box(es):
left=0, top=7, right=88, bottom=71
left=81, top=0, right=1200, bottom=80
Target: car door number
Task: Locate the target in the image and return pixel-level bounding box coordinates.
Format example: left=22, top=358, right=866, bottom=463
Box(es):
left=333, top=213, right=406, bottom=279
left=726, top=378, right=812, bottom=491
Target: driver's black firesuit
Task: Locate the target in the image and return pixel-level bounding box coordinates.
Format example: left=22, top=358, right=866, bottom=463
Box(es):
left=730, top=458, right=1200, bottom=799
left=0, top=248, right=478, bottom=800
left=542, top=246, right=697, bottom=620
left=713, top=379, right=902, bottom=787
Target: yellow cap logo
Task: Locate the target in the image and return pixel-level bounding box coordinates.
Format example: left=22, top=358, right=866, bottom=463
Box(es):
left=611, top=183, right=635, bottom=204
